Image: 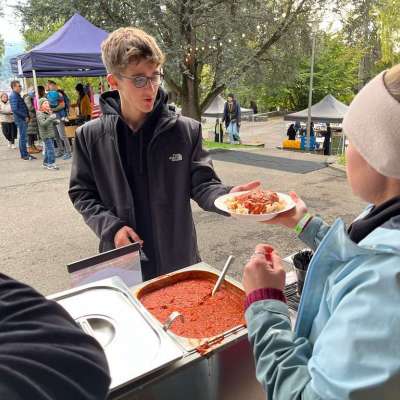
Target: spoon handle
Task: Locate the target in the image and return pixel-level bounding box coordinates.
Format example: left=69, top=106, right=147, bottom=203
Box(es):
left=212, top=255, right=235, bottom=296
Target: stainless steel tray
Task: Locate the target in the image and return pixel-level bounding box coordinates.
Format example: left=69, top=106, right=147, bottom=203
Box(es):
left=132, top=263, right=248, bottom=354
left=49, top=277, right=183, bottom=390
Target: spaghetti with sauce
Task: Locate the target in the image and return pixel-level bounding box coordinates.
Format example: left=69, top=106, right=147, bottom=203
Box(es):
left=225, top=189, right=285, bottom=214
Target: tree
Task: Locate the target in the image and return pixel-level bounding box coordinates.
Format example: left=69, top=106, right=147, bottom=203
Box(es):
left=235, top=32, right=362, bottom=112
left=16, top=0, right=325, bottom=120
left=375, top=0, right=400, bottom=65
left=338, top=0, right=400, bottom=88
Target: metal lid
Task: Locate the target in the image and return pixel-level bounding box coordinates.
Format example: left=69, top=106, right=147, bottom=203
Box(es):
left=49, top=277, right=183, bottom=390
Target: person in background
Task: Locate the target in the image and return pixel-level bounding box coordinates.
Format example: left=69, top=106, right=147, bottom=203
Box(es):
left=58, top=88, right=70, bottom=121
left=47, top=81, right=72, bottom=160
left=38, top=85, right=46, bottom=100
left=294, top=120, right=301, bottom=134
left=0, top=92, right=17, bottom=149
left=242, top=64, right=400, bottom=399
left=24, top=87, right=41, bottom=154
left=0, top=273, right=110, bottom=399
left=9, top=80, right=36, bottom=161
left=310, top=120, right=315, bottom=136
left=286, top=123, right=296, bottom=140
left=250, top=100, right=258, bottom=114
left=37, top=98, right=60, bottom=170
left=214, top=117, right=224, bottom=143
left=222, top=93, right=241, bottom=144
left=73, top=83, right=92, bottom=123
left=323, top=122, right=332, bottom=155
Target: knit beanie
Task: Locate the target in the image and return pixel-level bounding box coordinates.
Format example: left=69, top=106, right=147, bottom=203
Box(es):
left=342, top=71, right=400, bottom=179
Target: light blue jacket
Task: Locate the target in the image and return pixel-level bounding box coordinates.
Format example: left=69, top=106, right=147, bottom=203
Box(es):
left=245, top=213, right=400, bottom=399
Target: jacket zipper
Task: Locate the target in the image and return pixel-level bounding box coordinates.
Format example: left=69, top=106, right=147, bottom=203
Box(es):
left=145, top=116, right=178, bottom=276
left=108, top=116, right=136, bottom=223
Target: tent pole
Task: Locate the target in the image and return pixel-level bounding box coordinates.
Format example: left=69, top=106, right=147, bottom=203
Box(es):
left=23, top=77, right=28, bottom=92
left=32, top=70, right=39, bottom=106
left=306, top=35, right=316, bottom=151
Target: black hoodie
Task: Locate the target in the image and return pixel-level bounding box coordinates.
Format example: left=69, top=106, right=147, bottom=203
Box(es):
left=116, top=90, right=167, bottom=279
left=0, top=274, right=110, bottom=399
left=69, top=89, right=231, bottom=278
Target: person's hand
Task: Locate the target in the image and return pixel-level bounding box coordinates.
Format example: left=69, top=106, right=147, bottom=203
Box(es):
left=242, top=244, right=286, bottom=295
left=230, top=180, right=261, bottom=193
left=263, top=191, right=308, bottom=228
left=114, top=226, right=143, bottom=248
left=25, top=117, right=30, bottom=123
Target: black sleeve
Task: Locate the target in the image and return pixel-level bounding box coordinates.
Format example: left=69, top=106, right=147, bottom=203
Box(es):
left=69, top=127, right=127, bottom=243
left=0, top=274, right=110, bottom=400
left=190, top=123, right=232, bottom=214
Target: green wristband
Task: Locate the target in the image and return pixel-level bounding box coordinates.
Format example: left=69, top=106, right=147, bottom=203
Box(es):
left=294, top=213, right=312, bottom=235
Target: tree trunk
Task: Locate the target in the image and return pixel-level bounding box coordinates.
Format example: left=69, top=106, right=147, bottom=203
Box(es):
left=181, top=74, right=201, bottom=121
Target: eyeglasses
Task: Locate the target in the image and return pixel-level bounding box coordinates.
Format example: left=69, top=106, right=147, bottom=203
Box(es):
left=118, top=73, right=164, bottom=88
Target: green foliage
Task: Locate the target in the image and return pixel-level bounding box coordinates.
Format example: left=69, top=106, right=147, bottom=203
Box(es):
left=23, top=21, right=64, bottom=50
left=375, top=0, right=400, bottom=65
left=235, top=33, right=362, bottom=112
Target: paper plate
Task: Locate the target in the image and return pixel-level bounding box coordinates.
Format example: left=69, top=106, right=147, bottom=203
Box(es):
left=214, top=191, right=295, bottom=222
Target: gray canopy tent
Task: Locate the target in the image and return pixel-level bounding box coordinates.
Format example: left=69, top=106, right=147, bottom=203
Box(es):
left=284, top=95, right=349, bottom=154
left=284, top=94, right=348, bottom=123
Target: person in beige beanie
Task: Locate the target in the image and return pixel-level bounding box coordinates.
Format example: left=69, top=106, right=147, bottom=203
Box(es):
left=241, top=64, right=400, bottom=399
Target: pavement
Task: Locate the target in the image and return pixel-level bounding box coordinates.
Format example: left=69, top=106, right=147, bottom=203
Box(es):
left=0, top=122, right=363, bottom=296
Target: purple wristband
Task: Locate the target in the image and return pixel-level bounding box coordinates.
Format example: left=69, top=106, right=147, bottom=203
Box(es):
left=244, top=288, right=286, bottom=311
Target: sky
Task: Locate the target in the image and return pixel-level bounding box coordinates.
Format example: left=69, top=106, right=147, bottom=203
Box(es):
left=0, top=0, right=24, bottom=44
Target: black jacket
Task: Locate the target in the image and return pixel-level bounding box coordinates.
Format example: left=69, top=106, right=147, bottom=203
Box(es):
left=222, top=100, right=241, bottom=128
left=69, top=89, right=231, bottom=276
left=0, top=274, right=110, bottom=400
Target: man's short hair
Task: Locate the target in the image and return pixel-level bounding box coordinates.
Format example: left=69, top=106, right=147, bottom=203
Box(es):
left=101, top=27, right=165, bottom=74
left=47, top=80, right=57, bottom=86
left=11, top=80, right=20, bottom=89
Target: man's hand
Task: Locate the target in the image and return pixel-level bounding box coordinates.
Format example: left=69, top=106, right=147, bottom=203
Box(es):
left=114, top=226, right=143, bottom=248
left=263, top=191, right=308, bottom=228
left=230, top=180, right=261, bottom=193
left=25, top=117, right=30, bottom=123
left=242, top=244, right=286, bottom=295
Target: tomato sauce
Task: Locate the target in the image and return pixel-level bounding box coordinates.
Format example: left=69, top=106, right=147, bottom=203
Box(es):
left=140, top=278, right=245, bottom=338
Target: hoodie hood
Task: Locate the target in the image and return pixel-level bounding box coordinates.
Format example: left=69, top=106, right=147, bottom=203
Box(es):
left=99, top=87, right=171, bottom=119
left=100, top=87, right=177, bottom=176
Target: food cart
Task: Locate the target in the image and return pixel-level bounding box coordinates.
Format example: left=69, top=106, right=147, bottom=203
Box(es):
left=49, top=259, right=267, bottom=400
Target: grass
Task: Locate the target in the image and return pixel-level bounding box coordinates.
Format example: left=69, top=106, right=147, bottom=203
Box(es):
left=337, top=154, right=346, bottom=165
left=203, top=140, right=262, bottom=150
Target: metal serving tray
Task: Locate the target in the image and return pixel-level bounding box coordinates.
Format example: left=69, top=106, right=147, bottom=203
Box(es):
left=132, top=263, right=248, bottom=354
left=49, top=277, right=183, bottom=390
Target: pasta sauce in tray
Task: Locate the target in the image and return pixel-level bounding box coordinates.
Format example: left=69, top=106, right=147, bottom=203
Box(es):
left=139, top=278, right=245, bottom=338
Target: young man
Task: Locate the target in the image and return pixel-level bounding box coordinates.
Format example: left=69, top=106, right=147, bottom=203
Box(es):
left=222, top=93, right=241, bottom=144
left=9, top=80, right=36, bottom=160
left=69, top=27, right=258, bottom=281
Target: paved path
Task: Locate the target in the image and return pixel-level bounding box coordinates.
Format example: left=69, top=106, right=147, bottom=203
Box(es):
left=0, top=131, right=363, bottom=296
left=203, top=117, right=286, bottom=148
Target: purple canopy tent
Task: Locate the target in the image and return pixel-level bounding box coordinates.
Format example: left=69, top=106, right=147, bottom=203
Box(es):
left=11, top=13, right=109, bottom=98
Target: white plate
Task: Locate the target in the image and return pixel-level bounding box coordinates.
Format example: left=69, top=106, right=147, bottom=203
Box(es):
left=214, top=191, right=295, bottom=222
